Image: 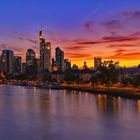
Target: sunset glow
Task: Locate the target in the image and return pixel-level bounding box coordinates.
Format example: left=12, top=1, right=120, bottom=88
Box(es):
left=0, top=0, right=140, bottom=67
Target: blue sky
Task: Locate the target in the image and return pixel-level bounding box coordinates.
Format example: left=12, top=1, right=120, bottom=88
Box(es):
left=0, top=0, right=140, bottom=66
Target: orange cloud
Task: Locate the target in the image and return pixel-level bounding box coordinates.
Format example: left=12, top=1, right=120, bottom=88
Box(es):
left=104, top=52, right=140, bottom=60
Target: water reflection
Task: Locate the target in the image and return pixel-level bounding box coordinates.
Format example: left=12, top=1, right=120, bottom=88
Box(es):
left=137, top=100, right=140, bottom=113
left=97, top=94, right=122, bottom=113
left=0, top=86, right=140, bottom=140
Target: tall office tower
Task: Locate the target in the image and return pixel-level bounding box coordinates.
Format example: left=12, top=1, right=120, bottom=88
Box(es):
left=64, top=59, right=71, bottom=71
left=52, top=58, right=58, bottom=71
left=94, top=57, right=102, bottom=69
left=26, top=49, right=36, bottom=74
left=1, top=50, right=14, bottom=74
left=52, top=58, right=55, bottom=70
left=55, top=47, right=64, bottom=71
left=26, top=49, right=36, bottom=66
left=35, top=59, right=40, bottom=73
left=40, top=30, right=46, bottom=70
left=40, top=31, right=51, bottom=72
left=46, top=42, right=51, bottom=71
left=13, top=56, right=22, bottom=74
left=21, top=63, right=26, bottom=73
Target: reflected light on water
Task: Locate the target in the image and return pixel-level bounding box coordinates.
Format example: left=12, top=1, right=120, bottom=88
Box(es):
left=0, top=86, right=139, bottom=140
left=137, top=100, right=140, bottom=113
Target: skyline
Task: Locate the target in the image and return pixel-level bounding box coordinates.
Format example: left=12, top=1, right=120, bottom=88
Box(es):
left=0, top=0, right=140, bottom=67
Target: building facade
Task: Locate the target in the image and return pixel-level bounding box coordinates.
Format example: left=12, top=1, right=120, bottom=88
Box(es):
left=13, top=56, right=22, bottom=74
left=55, top=47, right=64, bottom=71
left=64, top=59, right=71, bottom=71
left=40, top=31, right=51, bottom=71
left=1, top=50, right=14, bottom=74
left=46, top=42, right=51, bottom=71
left=26, top=49, right=36, bottom=74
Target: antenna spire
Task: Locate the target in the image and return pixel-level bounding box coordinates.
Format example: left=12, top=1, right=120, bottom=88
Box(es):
left=41, top=24, right=43, bottom=31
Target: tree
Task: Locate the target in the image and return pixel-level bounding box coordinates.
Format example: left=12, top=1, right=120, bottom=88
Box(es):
left=64, top=70, right=76, bottom=83
left=91, top=75, right=99, bottom=86
left=97, top=61, right=120, bottom=89
left=15, top=73, right=28, bottom=80
left=132, top=75, right=140, bottom=88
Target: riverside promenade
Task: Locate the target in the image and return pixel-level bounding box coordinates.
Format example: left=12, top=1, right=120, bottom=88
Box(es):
left=62, top=85, right=140, bottom=99
left=1, top=80, right=140, bottom=99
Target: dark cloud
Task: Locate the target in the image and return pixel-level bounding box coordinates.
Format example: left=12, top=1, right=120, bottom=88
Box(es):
left=65, top=45, right=86, bottom=50
left=84, top=20, right=96, bottom=32
left=117, top=10, right=140, bottom=20
left=0, top=44, right=7, bottom=48
left=17, top=36, right=38, bottom=44
left=84, top=10, right=140, bottom=35
left=18, top=36, right=24, bottom=41
left=101, top=19, right=123, bottom=30
left=114, top=49, right=126, bottom=53
left=26, top=38, right=38, bottom=44
left=104, top=52, right=140, bottom=60
left=77, top=33, right=140, bottom=45
left=107, top=44, right=136, bottom=48
left=113, top=49, right=136, bottom=54
left=66, top=52, right=92, bottom=59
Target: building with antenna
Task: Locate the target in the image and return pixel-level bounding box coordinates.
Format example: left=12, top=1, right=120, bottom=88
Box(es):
left=40, top=30, right=51, bottom=72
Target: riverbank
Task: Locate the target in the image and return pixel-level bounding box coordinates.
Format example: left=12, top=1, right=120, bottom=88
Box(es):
left=62, top=85, right=140, bottom=99
left=1, top=82, right=140, bottom=99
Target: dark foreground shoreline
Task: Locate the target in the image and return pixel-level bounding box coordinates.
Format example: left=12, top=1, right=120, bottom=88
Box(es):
left=62, top=86, right=140, bottom=99
left=2, top=84, right=140, bottom=99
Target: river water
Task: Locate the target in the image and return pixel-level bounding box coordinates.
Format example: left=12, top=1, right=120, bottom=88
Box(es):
left=0, top=85, right=140, bottom=140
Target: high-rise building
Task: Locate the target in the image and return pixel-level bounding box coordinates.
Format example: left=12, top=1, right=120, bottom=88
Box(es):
left=46, top=42, right=51, bottom=71
left=13, top=56, right=22, bottom=74
left=52, top=58, right=58, bottom=71
left=52, top=58, right=55, bottom=70
left=35, top=59, right=40, bottom=73
left=26, top=49, right=36, bottom=74
left=26, top=49, right=35, bottom=66
left=55, top=47, right=64, bottom=71
left=21, top=63, right=26, bottom=73
left=1, top=50, right=14, bottom=74
left=94, top=57, right=102, bottom=69
left=40, top=31, right=51, bottom=71
left=64, top=59, right=71, bottom=71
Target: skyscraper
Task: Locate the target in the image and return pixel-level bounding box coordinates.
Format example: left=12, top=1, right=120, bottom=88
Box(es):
left=64, top=59, right=71, bottom=71
left=21, top=63, right=26, bottom=73
left=94, top=57, right=102, bottom=69
left=13, top=56, right=22, bottom=74
left=26, top=49, right=36, bottom=66
left=55, top=47, right=64, bottom=71
left=26, top=49, right=36, bottom=74
left=1, top=50, right=14, bottom=74
left=40, top=31, right=51, bottom=72
left=46, top=42, right=51, bottom=71
left=35, top=59, right=40, bottom=73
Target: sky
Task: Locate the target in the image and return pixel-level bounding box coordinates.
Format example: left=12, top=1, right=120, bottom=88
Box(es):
left=0, top=0, right=140, bottom=67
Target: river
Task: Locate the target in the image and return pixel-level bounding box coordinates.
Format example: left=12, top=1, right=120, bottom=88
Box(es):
left=0, top=85, right=140, bottom=140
